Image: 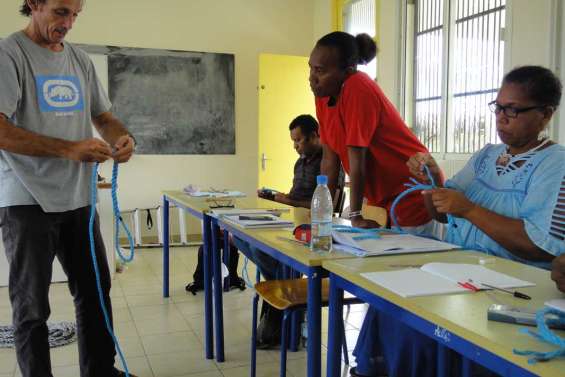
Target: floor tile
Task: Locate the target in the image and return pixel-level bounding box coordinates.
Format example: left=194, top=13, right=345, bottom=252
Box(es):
left=141, top=331, right=202, bottom=356
left=147, top=351, right=219, bottom=377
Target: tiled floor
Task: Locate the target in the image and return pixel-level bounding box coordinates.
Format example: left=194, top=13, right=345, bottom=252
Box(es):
left=0, top=247, right=367, bottom=377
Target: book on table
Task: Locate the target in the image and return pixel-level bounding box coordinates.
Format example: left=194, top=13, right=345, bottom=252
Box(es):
left=219, top=212, right=294, bottom=229
left=361, top=262, right=535, bottom=298
left=332, top=229, right=460, bottom=257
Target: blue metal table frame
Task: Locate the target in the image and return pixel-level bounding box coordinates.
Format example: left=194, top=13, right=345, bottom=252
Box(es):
left=162, top=194, right=222, bottom=362
left=326, top=273, right=540, bottom=377
left=219, top=220, right=324, bottom=377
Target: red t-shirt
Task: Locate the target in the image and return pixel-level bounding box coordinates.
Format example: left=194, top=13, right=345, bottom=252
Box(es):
left=316, top=72, right=430, bottom=227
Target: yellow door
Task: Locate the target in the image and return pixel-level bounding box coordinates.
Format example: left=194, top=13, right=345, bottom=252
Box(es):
left=258, top=53, right=315, bottom=192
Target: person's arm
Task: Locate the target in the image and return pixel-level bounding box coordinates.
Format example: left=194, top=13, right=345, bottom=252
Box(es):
left=91, top=112, right=134, bottom=163
left=274, top=193, right=311, bottom=209
left=348, top=146, right=381, bottom=228
left=0, top=113, right=112, bottom=162
left=551, top=254, right=565, bottom=293
left=428, top=188, right=553, bottom=262
left=320, top=143, right=340, bottom=198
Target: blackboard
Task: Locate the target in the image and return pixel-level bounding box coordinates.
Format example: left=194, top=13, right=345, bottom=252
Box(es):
left=100, top=47, right=235, bottom=154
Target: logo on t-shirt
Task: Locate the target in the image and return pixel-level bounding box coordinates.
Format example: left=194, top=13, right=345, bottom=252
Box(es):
left=36, top=76, right=84, bottom=113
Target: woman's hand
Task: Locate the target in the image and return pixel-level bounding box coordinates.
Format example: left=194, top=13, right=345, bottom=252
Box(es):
left=406, top=152, right=442, bottom=185
left=424, top=188, right=475, bottom=217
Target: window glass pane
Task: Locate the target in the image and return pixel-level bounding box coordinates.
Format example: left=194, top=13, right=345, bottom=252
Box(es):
left=448, top=0, right=506, bottom=153
left=413, top=0, right=444, bottom=152
left=409, top=0, right=506, bottom=154
left=344, top=0, right=377, bottom=79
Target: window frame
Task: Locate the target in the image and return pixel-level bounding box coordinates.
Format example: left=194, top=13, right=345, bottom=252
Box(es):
left=402, top=0, right=511, bottom=160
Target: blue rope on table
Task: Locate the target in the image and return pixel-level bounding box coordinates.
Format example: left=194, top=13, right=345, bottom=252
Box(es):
left=514, top=307, right=565, bottom=363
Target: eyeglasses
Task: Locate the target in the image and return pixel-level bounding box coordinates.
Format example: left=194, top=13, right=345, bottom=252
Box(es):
left=488, top=101, right=547, bottom=118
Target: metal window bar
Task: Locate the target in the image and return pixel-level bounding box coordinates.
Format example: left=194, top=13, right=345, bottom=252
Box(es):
left=413, top=0, right=505, bottom=154
left=414, top=0, right=443, bottom=152
left=449, top=0, right=505, bottom=153
left=343, top=0, right=376, bottom=79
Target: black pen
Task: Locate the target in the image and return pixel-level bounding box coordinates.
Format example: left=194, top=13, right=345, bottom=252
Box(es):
left=472, top=280, right=531, bottom=300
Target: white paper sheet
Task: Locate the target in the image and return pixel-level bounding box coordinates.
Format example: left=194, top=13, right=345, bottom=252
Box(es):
left=361, top=263, right=535, bottom=298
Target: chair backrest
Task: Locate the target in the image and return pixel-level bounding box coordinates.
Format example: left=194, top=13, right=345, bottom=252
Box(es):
left=361, top=204, right=387, bottom=227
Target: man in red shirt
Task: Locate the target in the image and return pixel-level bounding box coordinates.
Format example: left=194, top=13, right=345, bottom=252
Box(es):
left=310, top=33, right=431, bottom=230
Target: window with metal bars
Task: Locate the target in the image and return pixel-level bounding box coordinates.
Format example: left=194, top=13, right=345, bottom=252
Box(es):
left=407, top=0, right=506, bottom=154
left=343, top=0, right=377, bottom=79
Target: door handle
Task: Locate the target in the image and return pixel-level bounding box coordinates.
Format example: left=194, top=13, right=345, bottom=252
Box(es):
left=261, top=153, right=271, bottom=171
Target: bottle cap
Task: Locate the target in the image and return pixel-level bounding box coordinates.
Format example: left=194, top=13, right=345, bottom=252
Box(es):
left=317, top=175, right=328, bottom=185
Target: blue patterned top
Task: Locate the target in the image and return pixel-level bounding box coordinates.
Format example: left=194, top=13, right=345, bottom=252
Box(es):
left=444, top=143, right=565, bottom=269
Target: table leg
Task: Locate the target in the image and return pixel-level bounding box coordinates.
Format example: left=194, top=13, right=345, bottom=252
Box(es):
left=437, top=343, right=447, bottom=377
left=162, top=196, right=170, bottom=298
left=307, top=267, right=322, bottom=377
left=327, top=273, right=344, bottom=377
left=211, top=219, right=225, bottom=362
left=223, top=229, right=230, bottom=292
left=251, top=268, right=260, bottom=377
left=461, top=356, right=471, bottom=377
left=203, top=215, right=214, bottom=359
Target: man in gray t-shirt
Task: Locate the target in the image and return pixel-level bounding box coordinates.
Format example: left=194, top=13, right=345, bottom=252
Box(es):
left=0, top=2, right=136, bottom=377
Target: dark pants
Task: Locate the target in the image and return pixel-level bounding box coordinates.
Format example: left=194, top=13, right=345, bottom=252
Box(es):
left=0, top=205, right=117, bottom=377
left=354, top=306, right=499, bottom=377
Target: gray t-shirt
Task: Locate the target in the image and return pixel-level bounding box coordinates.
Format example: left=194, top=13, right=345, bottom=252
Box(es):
left=0, top=31, right=111, bottom=212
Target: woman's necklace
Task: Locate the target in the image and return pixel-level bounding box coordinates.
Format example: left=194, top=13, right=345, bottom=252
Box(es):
left=497, top=138, right=551, bottom=166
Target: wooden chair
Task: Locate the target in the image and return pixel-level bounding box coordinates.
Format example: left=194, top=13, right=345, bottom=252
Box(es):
left=361, top=203, right=388, bottom=227
left=250, top=278, right=361, bottom=377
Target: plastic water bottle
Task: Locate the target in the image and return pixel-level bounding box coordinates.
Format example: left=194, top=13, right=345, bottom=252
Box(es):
left=310, top=175, right=333, bottom=252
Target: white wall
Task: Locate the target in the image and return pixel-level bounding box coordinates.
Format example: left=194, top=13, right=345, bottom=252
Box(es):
left=313, top=0, right=333, bottom=42
left=0, top=0, right=316, bottom=220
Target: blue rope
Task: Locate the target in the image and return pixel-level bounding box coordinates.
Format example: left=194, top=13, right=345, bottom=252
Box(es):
left=111, top=162, right=135, bottom=263
left=513, top=307, right=565, bottom=363
left=90, top=162, right=133, bottom=377
left=389, top=165, right=461, bottom=243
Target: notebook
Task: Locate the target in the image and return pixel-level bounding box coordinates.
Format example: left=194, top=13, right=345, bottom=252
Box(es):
left=332, top=230, right=459, bottom=257
left=361, top=262, right=535, bottom=298
left=184, top=190, right=246, bottom=198
left=211, top=208, right=289, bottom=216
left=220, top=213, right=294, bottom=229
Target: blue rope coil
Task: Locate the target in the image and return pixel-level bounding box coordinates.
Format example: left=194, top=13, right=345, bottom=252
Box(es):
left=111, top=162, right=135, bottom=263
left=90, top=162, right=134, bottom=377
left=389, top=165, right=461, bottom=244
left=513, top=307, right=565, bottom=363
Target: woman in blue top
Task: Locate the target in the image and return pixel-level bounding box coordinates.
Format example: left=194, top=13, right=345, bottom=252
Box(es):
left=351, top=66, right=565, bottom=377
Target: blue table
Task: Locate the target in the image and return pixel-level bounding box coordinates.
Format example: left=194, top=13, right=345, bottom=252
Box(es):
left=161, top=192, right=299, bottom=363
left=324, top=252, right=565, bottom=377
left=162, top=191, right=218, bottom=360
left=216, top=211, right=356, bottom=377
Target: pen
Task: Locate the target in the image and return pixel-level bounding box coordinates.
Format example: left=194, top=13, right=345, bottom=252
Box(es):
left=473, top=281, right=531, bottom=300
left=458, top=281, right=479, bottom=292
